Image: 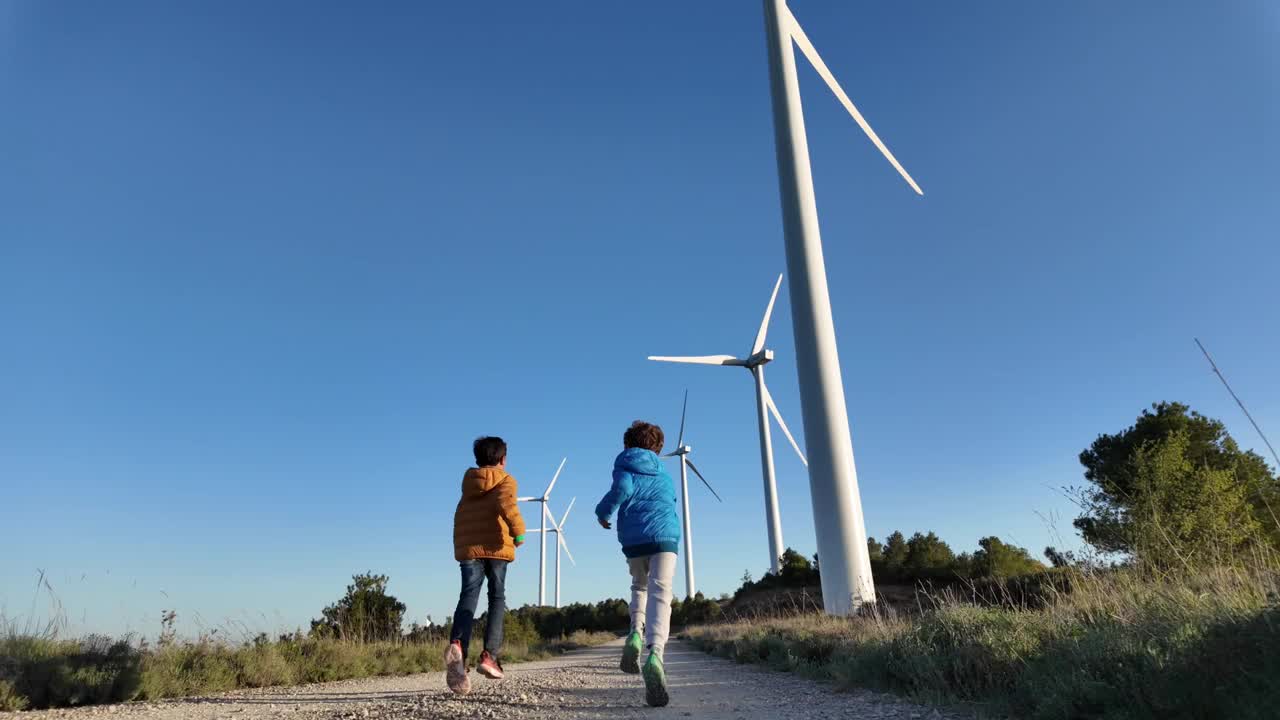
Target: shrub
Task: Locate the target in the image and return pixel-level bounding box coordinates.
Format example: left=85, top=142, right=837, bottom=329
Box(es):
left=0, top=635, right=142, bottom=709
left=0, top=571, right=625, bottom=710
left=0, top=678, right=27, bottom=711
left=685, top=564, right=1280, bottom=720
left=310, top=573, right=406, bottom=643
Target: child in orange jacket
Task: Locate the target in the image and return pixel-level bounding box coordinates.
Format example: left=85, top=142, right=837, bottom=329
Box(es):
left=445, top=436, right=525, bottom=695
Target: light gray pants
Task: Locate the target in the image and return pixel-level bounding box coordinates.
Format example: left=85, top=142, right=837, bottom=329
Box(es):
left=627, top=552, right=677, bottom=659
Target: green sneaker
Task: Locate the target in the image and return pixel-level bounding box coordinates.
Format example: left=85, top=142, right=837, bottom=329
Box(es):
left=620, top=631, right=642, bottom=674
left=643, top=652, right=669, bottom=707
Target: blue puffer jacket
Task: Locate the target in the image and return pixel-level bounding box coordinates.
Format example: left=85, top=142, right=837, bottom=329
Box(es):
left=595, top=448, right=681, bottom=558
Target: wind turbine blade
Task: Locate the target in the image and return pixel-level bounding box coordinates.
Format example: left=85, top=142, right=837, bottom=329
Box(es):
left=559, top=497, right=576, bottom=527
left=685, top=458, right=723, bottom=503
left=677, top=389, right=688, bottom=447
left=785, top=6, right=924, bottom=196
left=524, top=528, right=546, bottom=534
left=763, top=383, right=808, bottom=467
left=558, top=534, right=576, bottom=566
left=516, top=497, right=539, bottom=502
left=752, top=274, right=784, bottom=356
left=648, top=355, right=744, bottom=366
left=543, top=457, right=566, bottom=499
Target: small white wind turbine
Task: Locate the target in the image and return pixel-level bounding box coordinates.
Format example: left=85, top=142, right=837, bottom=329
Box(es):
left=662, top=391, right=722, bottom=600
left=517, top=458, right=566, bottom=607
left=527, top=497, right=576, bottom=608
left=649, top=274, right=808, bottom=576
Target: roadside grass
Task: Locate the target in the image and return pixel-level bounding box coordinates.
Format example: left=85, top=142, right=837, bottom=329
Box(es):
left=0, top=627, right=614, bottom=711
left=683, top=566, right=1280, bottom=719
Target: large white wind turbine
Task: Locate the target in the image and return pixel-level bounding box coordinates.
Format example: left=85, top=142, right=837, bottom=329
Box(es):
left=517, top=458, right=566, bottom=606
left=649, top=274, right=808, bottom=576
left=760, top=1, right=924, bottom=614
left=528, top=498, right=576, bottom=608
left=662, top=391, right=723, bottom=600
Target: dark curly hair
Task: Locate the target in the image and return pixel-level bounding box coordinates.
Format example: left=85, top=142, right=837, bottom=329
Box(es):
left=623, top=421, right=664, bottom=454
left=473, top=436, right=507, bottom=467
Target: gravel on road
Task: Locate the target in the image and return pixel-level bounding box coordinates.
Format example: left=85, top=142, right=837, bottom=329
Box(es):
left=1, top=639, right=963, bottom=719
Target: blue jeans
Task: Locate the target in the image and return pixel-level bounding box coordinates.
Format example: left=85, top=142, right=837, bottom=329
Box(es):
left=449, top=559, right=507, bottom=659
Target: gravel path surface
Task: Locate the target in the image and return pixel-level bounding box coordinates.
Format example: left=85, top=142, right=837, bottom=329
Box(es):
left=2, top=640, right=962, bottom=719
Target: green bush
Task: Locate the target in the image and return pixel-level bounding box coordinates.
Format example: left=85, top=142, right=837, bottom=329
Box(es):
left=1, top=568, right=626, bottom=711
left=0, top=635, right=141, bottom=709
left=310, top=573, right=407, bottom=643
left=671, top=592, right=722, bottom=627
left=0, top=678, right=27, bottom=711
left=235, top=644, right=296, bottom=688
left=885, top=605, right=1046, bottom=700
left=138, top=641, right=239, bottom=699
left=0, top=627, right=619, bottom=710
left=686, top=566, right=1280, bottom=720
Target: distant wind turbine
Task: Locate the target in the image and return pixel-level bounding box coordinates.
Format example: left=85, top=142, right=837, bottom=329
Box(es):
left=649, top=274, right=808, bottom=575
left=662, top=391, right=723, bottom=600
left=517, top=458, right=566, bottom=606
left=527, top=498, right=576, bottom=608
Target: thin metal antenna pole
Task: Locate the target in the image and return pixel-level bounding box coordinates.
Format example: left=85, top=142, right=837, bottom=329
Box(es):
left=1195, top=338, right=1280, bottom=469
left=1195, top=337, right=1280, bottom=535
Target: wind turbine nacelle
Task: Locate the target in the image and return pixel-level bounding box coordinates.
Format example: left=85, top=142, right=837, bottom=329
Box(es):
left=746, top=349, right=775, bottom=368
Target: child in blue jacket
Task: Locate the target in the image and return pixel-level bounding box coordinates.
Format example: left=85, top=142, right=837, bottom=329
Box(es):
left=595, top=420, right=680, bottom=708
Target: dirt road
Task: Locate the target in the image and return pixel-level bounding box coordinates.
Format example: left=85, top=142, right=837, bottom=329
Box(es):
left=4, top=640, right=958, bottom=719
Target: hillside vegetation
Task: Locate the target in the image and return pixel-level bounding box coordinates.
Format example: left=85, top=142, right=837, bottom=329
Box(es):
left=687, top=402, right=1280, bottom=719
left=6, top=402, right=1277, bottom=715
left=0, top=574, right=613, bottom=711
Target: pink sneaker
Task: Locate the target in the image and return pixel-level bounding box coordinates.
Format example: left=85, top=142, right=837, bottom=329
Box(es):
left=445, top=640, right=470, bottom=695
left=477, top=651, right=504, bottom=680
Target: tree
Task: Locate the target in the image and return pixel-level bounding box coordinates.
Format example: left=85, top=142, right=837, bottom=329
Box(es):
left=778, top=548, right=817, bottom=586
left=866, top=537, right=884, bottom=563
left=971, top=537, right=1044, bottom=578
left=672, top=592, right=721, bottom=626
left=1043, top=546, right=1070, bottom=568
left=311, top=572, right=406, bottom=642
left=1128, top=430, right=1259, bottom=566
left=905, top=531, right=955, bottom=573
left=594, top=599, right=629, bottom=633
left=1075, top=402, right=1277, bottom=561
left=883, top=531, right=909, bottom=571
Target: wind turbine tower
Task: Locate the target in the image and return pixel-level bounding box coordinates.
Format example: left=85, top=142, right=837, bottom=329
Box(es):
left=760, top=1, right=924, bottom=613
left=662, top=391, right=723, bottom=599
left=517, top=458, right=566, bottom=606
left=528, top=498, right=576, bottom=608
left=649, top=274, right=808, bottom=576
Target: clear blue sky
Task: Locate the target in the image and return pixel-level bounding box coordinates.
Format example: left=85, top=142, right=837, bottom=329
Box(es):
left=3, top=0, right=1277, bottom=638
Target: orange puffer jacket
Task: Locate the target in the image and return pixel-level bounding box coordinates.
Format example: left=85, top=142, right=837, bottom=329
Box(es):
left=453, top=467, right=526, bottom=562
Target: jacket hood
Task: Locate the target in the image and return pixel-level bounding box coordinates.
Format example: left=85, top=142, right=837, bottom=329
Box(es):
left=615, top=447, right=662, bottom=475
left=462, top=467, right=509, bottom=498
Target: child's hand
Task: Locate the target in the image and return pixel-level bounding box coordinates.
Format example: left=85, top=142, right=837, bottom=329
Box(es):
left=598, top=518, right=611, bottom=530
